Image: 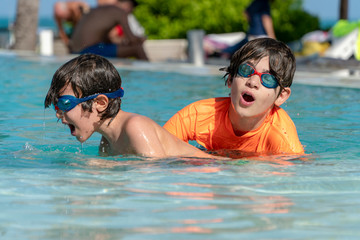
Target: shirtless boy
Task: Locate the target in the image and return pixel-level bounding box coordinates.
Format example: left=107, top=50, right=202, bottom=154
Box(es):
left=69, top=4, right=147, bottom=60
left=44, top=54, right=212, bottom=158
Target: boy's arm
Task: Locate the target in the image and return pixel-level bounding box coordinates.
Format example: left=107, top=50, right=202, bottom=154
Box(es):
left=261, top=14, right=276, bottom=39
left=126, top=115, right=219, bottom=159
left=281, top=124, right=304, bottom=154
left=125, top=116, right=168, bottom=157
left=266, top=132, right=304, bottom=154
left=266, top=109, right=304, bottom=154
left=54, top=11, right=70, bottom=46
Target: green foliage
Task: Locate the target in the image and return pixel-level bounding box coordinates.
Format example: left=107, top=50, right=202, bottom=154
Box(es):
left=134, top=0, right=320, bottom=43
left=272, top=0, right=320, bottom=42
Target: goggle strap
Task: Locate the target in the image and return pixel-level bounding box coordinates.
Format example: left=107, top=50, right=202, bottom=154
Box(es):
left=103, top=87, right=124, bottom=99
left=54, top=88, right=125, bottom=112
left=76, top=87, right=125, bottom=103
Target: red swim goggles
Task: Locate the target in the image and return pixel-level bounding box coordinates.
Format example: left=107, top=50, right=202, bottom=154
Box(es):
left=238, top=63, right=279, bottom=89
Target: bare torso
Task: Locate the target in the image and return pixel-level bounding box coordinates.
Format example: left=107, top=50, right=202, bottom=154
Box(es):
left=69, top=6, right=136, bottom=52
left=98, top=111, right=213, bottom=158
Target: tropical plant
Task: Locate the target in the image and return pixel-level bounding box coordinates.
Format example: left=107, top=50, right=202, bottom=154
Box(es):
left=134, top=0, right=320, bottom=43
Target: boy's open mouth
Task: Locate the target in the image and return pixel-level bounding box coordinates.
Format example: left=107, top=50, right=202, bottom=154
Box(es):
left=242, top=92, right=255, bottom=103
left=68, top=124, right=76, bottom=135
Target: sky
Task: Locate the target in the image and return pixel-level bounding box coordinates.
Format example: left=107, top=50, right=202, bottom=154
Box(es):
left=303, top=0, right=360, bottom=21
left=1, top=0, right=360, bottom=23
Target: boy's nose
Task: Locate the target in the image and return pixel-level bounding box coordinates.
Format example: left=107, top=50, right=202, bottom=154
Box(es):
left=245, top=75, right=260, bottom=89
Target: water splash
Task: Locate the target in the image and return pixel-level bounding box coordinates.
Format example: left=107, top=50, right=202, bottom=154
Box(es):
left=23, top=142, right=34, bottom=151
left=78, top=143, right=83, bottom=154
left=101, top=146, right=105, bottom=153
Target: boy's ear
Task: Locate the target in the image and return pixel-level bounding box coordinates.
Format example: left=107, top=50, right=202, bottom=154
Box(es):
left=227, top=75, right=232, bottom=88
left=94, top=95, right=109, bottom=113
left=274, top=87, right=291, bottom=107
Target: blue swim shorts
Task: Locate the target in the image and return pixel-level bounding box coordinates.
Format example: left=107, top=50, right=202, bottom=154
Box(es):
left=80, top=43, right=117, bottom=58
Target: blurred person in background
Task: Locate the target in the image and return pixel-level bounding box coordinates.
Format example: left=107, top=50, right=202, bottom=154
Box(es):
left=54, top=1, right=90, bottom=48
left=222, top=0, right=276, bottom=58
left=97, top=0, right=118, bottom=4
left=69, top=0, right=148, bottom=60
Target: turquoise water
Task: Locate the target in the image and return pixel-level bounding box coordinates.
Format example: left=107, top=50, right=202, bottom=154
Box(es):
left=1, top=53, right=360, bottom=239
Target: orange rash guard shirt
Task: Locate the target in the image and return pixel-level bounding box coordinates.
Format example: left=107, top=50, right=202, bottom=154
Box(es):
left=164, top=97, right=304, bottom=154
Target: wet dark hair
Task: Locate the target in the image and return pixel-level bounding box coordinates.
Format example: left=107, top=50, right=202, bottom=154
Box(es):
left=44, top=53, right=122, bottom=121
left=223, top=38, right=296, bottom=89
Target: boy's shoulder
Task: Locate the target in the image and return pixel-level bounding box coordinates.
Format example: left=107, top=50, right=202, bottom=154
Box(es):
left=175, top=97, right=230, bottom=121
left=264, top=106, right=304, bottom=153
left=121, top=113, right=163, bottom=148
left=271, top=106, right=295, bottom=124
left=184, top=97, right=230, bottom=112
left=123, top=113, right=155, bottom=131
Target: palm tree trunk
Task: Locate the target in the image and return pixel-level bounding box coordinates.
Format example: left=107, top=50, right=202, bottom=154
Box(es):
left=13, top=0, right=40, bottom=51
left=339, top=0, right=348, bottom=20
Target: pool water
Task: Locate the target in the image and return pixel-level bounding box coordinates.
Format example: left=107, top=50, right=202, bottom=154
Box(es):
left=0, top=54, right=359, bottom=239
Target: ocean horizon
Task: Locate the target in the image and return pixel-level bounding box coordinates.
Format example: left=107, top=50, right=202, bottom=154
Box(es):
left=0, top=17, right=57, bottom=31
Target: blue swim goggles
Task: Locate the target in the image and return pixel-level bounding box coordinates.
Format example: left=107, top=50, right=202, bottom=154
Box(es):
left=238, top=63, right=278, bottom=89
left=55, top=87, right=124, bottom=112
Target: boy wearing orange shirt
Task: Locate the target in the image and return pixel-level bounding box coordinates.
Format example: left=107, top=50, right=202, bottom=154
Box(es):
left=164, top=38, right=304, bottom=155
